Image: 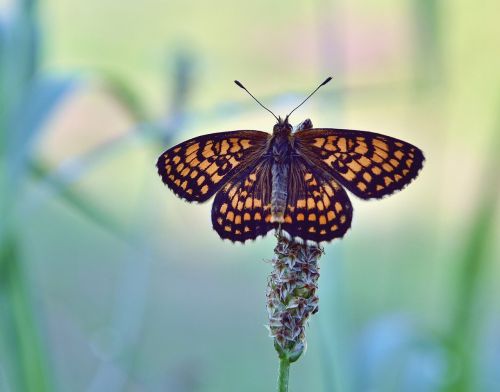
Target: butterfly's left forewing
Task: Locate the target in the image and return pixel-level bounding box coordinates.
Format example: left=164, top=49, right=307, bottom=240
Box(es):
left=157, top=130, right=270, bottom=202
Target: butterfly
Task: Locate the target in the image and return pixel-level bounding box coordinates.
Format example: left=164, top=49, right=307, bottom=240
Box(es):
left=156, top=78, right=424, bottom=244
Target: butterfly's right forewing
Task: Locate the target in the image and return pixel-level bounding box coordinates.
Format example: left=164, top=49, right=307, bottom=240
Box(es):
left=157, top=130, right=270, bottom=202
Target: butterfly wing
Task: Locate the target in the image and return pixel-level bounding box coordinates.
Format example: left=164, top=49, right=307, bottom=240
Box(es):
left=281, top=156, right=353, bottom=243
left=157, top=130, right=270, bottom=202
left=212, top=159, right=274, bottom=242
left=294, top=129, right=424, bottom=199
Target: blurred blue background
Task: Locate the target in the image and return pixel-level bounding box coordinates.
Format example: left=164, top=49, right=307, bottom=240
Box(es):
left=1, top=0, right=499, bottom=391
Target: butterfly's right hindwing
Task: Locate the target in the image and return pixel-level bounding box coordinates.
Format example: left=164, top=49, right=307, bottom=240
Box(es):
left=157, top=130, right=270, bottom=202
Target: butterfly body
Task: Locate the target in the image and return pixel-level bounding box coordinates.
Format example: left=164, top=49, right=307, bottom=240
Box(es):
left=157, top=117, right=424, bottom=244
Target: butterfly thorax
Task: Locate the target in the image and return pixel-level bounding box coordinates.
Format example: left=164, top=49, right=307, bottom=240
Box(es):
left=270, top=117, right=293, bottom=223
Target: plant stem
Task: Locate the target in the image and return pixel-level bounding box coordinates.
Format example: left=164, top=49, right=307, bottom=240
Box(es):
left=278, top=356, right=290, bottom=392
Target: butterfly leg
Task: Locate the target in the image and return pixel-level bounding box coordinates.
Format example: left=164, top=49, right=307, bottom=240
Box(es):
left=294, top=119, right=313, bottom=133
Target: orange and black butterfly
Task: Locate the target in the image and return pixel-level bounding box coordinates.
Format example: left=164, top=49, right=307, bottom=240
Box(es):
left=156, top=78, right=424, bottom=244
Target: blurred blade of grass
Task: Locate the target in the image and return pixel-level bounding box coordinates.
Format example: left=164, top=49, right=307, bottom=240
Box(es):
left=442, top=102, right=500, bottom=391
left=28, top=158, right=130, bottom=240
left=6, top=77, right=79, bottom=189
left=0, top=233, right=53, bottom=392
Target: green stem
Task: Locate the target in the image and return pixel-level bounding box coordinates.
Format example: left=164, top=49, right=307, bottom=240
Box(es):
left=278, top=356, right=290, bottom=392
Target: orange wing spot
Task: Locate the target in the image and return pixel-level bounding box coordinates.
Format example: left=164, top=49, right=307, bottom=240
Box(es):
left=337, top=137, right=347, bottom=151
left=212, top=173, right=224, bottom=184
left=334, top=202, right=342, bottom=213
left=317, top=201, right=324, bottom=211
left=224, top=226, right=232, bottom=232
left=402, top=169, right=409, bottom=176
left=304, top=173, right=313, bottom=181
left=376, top=149, right=388, bottom=159
left=372, top=154, right=383, bottom=163
left=235, top=229, right=242, bottom=235
left=395, top=142, right=403, bottom=147
left=320, top=229, right=327, bottom=235
left=177, top=163, right=185, bottom=172
left=173, top=156, right=181, bottom=164
left=185, top=143, right=199, bottom=156
left=284, top=215, right=292, bottom=224
left=254, top=212, right=262, bottom=220
left=174, top=179, right=181, bottom=186
left=180, top=167, right=190, bottom=177
left=165, top=165, right=172, bottom=174
left=324, top=155, right=336, bottom=167
left=331, top=224, right=338, bottom=231
left=254, top=199, right=262, bottom=208
left=308, top=213, right=316, bottom=221
left=357, top=182, right=367, bottom=191
left=308, top=227, right=317, bottom=233
left=265, top=214, right=271, bottom=223
left=217, top=217, right=223, bottom=225
left=343, top=169, right=356, bottom=181
left=206, top=164, right=218, bottom=175
left=244, top=226, right=250, bottom=233
left=395, top=174, right=403, bottom=181
left=376, top=185, right=384, bottom=191
left=313, top=138, right=326, bottom=148
left=235, top=215, right=242, bottom=224
left=340, top=215, right=347, bottom=224
left=249, top=173, right=257, bottom=181
left=307, top=198, right=315, bottom=209
left=355, top=145, right=368, bottom=155
left=323, top=185, right=334, bottom=197
left=186, top=189, right=193, bottom=195
left=297, top=213, right=305, bottom=221
left=297, top=199, right=306, bottom=208
left=319, top=216, right=327, bottom=225
left=406, top=159, right=414, bottom=168
left=327, top=211, right=335, bottom=221
left=394, top=150, right=404, bottom=159
left=202, top=148, right=214, bottom=158
left=358, top=156, right=371, bottom=167
left=324, top=142, right=336, bottom=151
left=372, top=166, right=382, bottom=175
left=199, top=160, right=210, bottom=170
left=181, top=180, right=188, bottom=190
left=168, top=175, right=175, bottom=181
left=389, top=159, right=399, bottom=167
left=227, top=211, right=234, bottom=222
left=220, top=203, right=228, bottom=213
left=197, top=175, right=206, bottom=186
left=322, top=193, right=330, bottom=208
left=228, top=186, right=237, bottom=199
left=173, top=147, right=181, bottom=153
left=384, top=177, right=393, bottom=186
left=382, top=163, right=394, bottom=172
left=244, top=198, right=253, bottom=208
left=188, top=157, right=200, bottom=167
left=190, top=169, right=199, bottom=178
left=240, top=139, right=251, bottom=149
left=363, top=172, right=372, bottom=182
left=219, top=140, right=230, bottom=154
left=373, top=139, right=388, bottom=151
left=347, top=160, right=362, bottom=172
left=244, top=213, right=251, bottom=221
left=237, top=201, right=244, bottom=210
left=201, top=185, right=209, bottom=194
left=228, top=157, right=238, bottom=166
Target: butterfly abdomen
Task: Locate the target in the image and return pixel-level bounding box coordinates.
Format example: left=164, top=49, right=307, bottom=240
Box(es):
left=271, top=136, right=291, bottom=223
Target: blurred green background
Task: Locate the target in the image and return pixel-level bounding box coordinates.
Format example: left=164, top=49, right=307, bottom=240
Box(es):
left=1, top=0, right=499, bottom=391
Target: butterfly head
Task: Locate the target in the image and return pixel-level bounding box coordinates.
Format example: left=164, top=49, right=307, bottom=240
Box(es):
left=273, top=116, right=293, bottom=137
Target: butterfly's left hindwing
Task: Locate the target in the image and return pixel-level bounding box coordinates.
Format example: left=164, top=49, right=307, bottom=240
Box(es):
left=212, top=159, right=274, bottom=242
left=157, top=130, right=270, bottom=202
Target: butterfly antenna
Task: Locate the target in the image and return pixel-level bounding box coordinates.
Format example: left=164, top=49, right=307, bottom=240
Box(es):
left=234, top=80, right=279, bottom=121
left=286, top=76, right=333, bottom=119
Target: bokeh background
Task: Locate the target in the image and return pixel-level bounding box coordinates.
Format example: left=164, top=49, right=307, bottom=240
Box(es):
left=1, top=0, right=499, bottom=391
